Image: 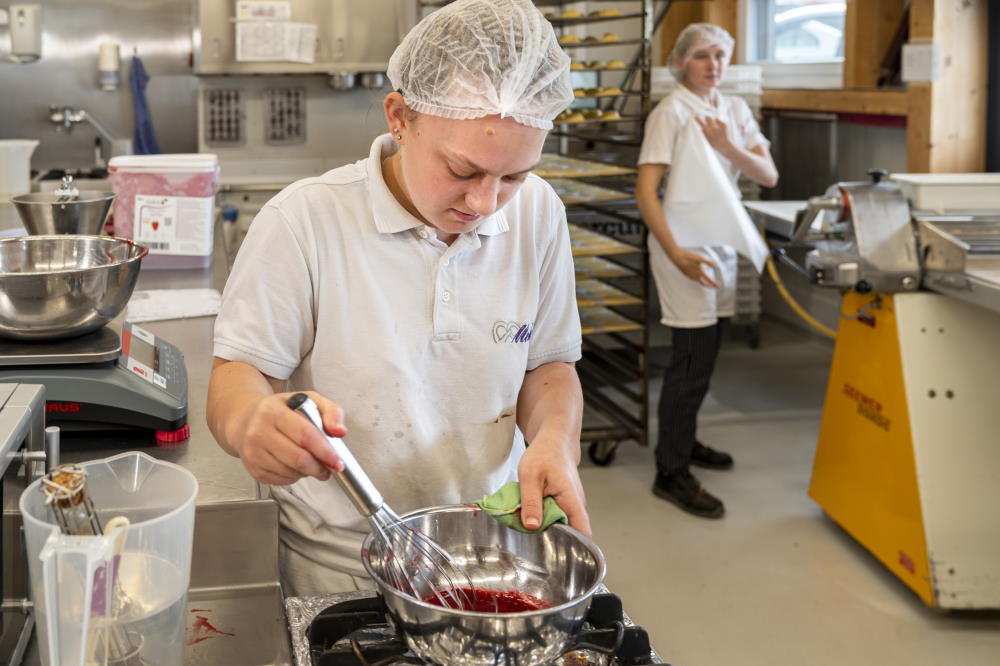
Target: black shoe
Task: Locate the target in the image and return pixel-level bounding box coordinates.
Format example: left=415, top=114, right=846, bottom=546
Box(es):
left=652, top=469, right=725, bottom=518
left=691, top=441, right=733, bottom=470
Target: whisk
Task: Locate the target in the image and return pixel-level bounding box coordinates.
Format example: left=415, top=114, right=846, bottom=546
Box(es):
left=41, top=465, right=145, bottom=665
left=287, top=393, right=481, bottom=610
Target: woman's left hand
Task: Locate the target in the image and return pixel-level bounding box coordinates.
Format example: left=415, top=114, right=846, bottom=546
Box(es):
left=695, top=115, right=733, bottom=153
left=517, top=436, right=591, bottom=535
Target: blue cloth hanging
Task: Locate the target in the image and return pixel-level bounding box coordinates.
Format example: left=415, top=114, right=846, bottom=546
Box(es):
left=130, top=55, right=161, bottom=154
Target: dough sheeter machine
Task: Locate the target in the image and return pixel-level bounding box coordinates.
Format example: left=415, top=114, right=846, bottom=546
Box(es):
left=765, top=169, right=1000, bottom=609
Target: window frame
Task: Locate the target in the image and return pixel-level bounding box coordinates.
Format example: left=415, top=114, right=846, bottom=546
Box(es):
left=738, top=0, right=845, bottom=90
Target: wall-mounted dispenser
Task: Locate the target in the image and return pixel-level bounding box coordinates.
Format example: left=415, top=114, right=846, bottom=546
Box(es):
left=5, top=4, right=42, bottom=63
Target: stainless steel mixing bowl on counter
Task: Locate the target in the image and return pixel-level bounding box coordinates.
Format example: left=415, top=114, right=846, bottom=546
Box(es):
left=362, top=504, right=607, bottom=666
left=0, top=235, right=148, bottom=340
left=11, top=189, right=115, bottom=235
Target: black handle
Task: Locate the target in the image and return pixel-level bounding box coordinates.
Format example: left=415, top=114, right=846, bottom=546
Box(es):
left=867, top=168, right=888, bottom=184
left=286, top=392, right=309, bottom=411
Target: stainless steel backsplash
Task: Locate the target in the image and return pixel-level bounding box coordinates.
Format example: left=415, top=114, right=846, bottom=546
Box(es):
left=0, top=0, right=199, bottom=171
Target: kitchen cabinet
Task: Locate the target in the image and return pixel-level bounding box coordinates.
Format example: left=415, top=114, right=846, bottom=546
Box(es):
left=194, top=0, right=417, bottom=75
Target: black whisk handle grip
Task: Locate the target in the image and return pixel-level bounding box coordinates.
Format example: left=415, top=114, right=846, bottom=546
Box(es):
left=286, top=393, right=384, bottom=517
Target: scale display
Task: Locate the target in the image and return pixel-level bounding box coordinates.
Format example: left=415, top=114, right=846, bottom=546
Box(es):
left=0, top=322, right=188, bottom=438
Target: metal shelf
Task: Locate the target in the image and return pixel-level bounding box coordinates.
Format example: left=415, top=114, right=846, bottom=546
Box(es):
left=570, top=65, right=647, bottom=72
left=558, top=38, right=647, bottom=49
left=571, top=90, right=646, bottom=99
left=575, top=256, right=638, bottom=279
left=546, top=12, right=645, bottom=26
left=579, top=306, right=643, bottom=335
left=534, top=154, right=635, bottom=179
left=549, top=131, right=644, bottom=147
left=569, top=224, right=641, bottom=257
left=556, top=115, right=643, bottom=127
left=576, top=279, right=643, bottom=308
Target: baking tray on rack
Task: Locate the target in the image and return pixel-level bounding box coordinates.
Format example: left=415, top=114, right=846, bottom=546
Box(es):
left=576, top=279, right=642, bottom=307
left=535, top=154, right=635, bottom=179
left=545, top=11, right=644, bottom=25
left=568, top=224, right=638, bottom=256
left=549, top=179, right=631, bottom=205
left=579, top=306, right=642, bottom=335
left=574, top=256, right=637, bottom=279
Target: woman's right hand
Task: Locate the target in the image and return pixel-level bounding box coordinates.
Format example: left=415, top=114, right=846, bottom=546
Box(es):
left=232, top=391, right=347, bottom=486
left=668, top=248, right=720, bottom=288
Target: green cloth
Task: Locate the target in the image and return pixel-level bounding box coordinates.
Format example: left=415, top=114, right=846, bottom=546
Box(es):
left=474, top=481, right=568, bottom=533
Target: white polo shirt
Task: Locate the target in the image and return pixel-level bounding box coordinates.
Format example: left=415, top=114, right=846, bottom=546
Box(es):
left=214, top=134, right=582, bottom=578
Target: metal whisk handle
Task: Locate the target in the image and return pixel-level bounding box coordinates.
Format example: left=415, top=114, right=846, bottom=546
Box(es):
left=286, top=393, right=384, bottom=517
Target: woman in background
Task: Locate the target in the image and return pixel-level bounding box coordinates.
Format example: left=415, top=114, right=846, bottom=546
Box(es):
left=635, top=23, right=778, bottom=519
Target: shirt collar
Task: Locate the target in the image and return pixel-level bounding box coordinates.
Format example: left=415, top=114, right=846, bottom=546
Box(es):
left=365, top=134, right=510, bottom=238
left=367, top=134, right=423, bottom=234
left=673, top=85, right=722, bottom=117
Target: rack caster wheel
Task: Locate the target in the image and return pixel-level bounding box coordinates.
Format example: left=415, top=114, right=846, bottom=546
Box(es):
left=588, top=441, right=619, bottom=467
left=748, top=324, right=761, bottom=349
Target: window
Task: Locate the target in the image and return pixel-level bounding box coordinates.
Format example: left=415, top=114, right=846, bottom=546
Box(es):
left=748, top=1, right=846, bottom=63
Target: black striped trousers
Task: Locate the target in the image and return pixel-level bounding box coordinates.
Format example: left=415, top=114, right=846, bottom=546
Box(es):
left=655, top=319, right=726, bottom=474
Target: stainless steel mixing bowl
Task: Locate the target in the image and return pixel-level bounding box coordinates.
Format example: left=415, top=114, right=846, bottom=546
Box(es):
left=0, top=235, right=148, bottom=340
left=362, top=505, right=607, bottom=666
left=12, top=190, right=115, bottom=235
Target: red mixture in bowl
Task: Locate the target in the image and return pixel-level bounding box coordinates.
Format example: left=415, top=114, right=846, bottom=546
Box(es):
left=422, top=588, right=551, bottom=613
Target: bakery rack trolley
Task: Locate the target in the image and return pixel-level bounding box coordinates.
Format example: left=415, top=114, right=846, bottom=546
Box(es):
left=541, top=0, right=685, bottom=467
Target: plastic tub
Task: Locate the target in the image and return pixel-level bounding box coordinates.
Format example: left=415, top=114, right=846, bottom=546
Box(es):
left=109, top=154, right=219, bottom=269
left=890, top=173, right=1000, bottom=212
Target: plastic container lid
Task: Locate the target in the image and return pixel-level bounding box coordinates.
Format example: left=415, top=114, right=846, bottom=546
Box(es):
left=109, top=153, right=219, bottom=172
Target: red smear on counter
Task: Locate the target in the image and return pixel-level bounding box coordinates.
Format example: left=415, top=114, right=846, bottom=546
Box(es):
left=187, top=612, right=236, bottom=646
left=190, top=609, right=210, bottom=613
left=422, top=588, right=550, bottom=613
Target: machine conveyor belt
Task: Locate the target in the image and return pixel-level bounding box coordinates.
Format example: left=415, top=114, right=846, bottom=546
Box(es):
left=923, top=256, right=1000, bottom=314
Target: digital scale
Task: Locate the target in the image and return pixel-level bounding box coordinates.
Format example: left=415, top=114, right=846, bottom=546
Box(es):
left=0, top=321, right=188, bottom=442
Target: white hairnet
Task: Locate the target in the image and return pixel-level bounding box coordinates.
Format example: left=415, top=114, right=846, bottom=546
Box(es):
left=387, top=0, right=573, bottom=130
left=668, top=23, right=735, bottom=82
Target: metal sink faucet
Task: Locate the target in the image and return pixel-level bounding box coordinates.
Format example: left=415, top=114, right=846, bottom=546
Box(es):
left=48, top=105, right=131, bottom=167
left=48, top=105, right=117, bottom=144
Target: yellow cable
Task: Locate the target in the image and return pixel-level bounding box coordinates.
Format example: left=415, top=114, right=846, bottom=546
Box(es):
left=761, top=241, right=837, bottom=340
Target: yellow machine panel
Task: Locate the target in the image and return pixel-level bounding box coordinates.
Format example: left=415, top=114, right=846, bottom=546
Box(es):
left=809, top=292, right=933, bottom=605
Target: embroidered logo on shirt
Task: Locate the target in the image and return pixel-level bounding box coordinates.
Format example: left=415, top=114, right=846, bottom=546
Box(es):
left=493, top=321, right=533, bottom=344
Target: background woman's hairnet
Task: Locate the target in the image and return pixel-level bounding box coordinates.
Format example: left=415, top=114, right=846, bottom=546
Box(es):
left=668, top=23, right=735, bottom=82
left=386, top=0, right=573, bottom=130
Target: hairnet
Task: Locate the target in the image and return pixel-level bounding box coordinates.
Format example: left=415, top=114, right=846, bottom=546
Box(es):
left=668, top=23, right=735, bottom=82
left=386, top=0, right=573, bottom=130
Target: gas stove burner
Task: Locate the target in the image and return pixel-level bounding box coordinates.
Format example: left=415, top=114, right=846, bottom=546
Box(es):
left=285, top=587, right=669, bottom=666
left=307, top=596, right=414, bottom=666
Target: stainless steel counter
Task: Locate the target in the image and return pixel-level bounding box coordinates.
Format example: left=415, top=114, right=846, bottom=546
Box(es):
left=1, top=226, right=292, bottom=665
left=1, top=223, right=259, bottom=508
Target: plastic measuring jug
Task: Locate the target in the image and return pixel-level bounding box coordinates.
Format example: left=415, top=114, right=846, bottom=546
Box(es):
left=19, top=452, right=198, bottom=666
left=0, top=139, right=39, bottom=198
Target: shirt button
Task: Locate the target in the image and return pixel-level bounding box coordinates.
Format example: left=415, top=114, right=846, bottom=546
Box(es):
left=418, top=228, right=429, bottom=239
left=441, top=291, right=452, bottom=302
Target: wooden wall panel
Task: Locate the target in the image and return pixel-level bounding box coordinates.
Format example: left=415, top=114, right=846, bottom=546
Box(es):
left=906, top=0, right=988, bottom=172
left=843, top=0, right=906, bottom=88
left=659, top=0, right=739, bottom=66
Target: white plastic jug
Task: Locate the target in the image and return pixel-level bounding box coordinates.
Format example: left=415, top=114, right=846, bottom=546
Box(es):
left=19, top=452, right=199, bottom=666
left=0, top=139, right=39, bottom=197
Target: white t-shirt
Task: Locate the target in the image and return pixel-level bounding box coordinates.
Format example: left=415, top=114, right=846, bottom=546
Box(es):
left=637, top=87, right=768, bottom=328
left=214, top=135, right=582, bottom=580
